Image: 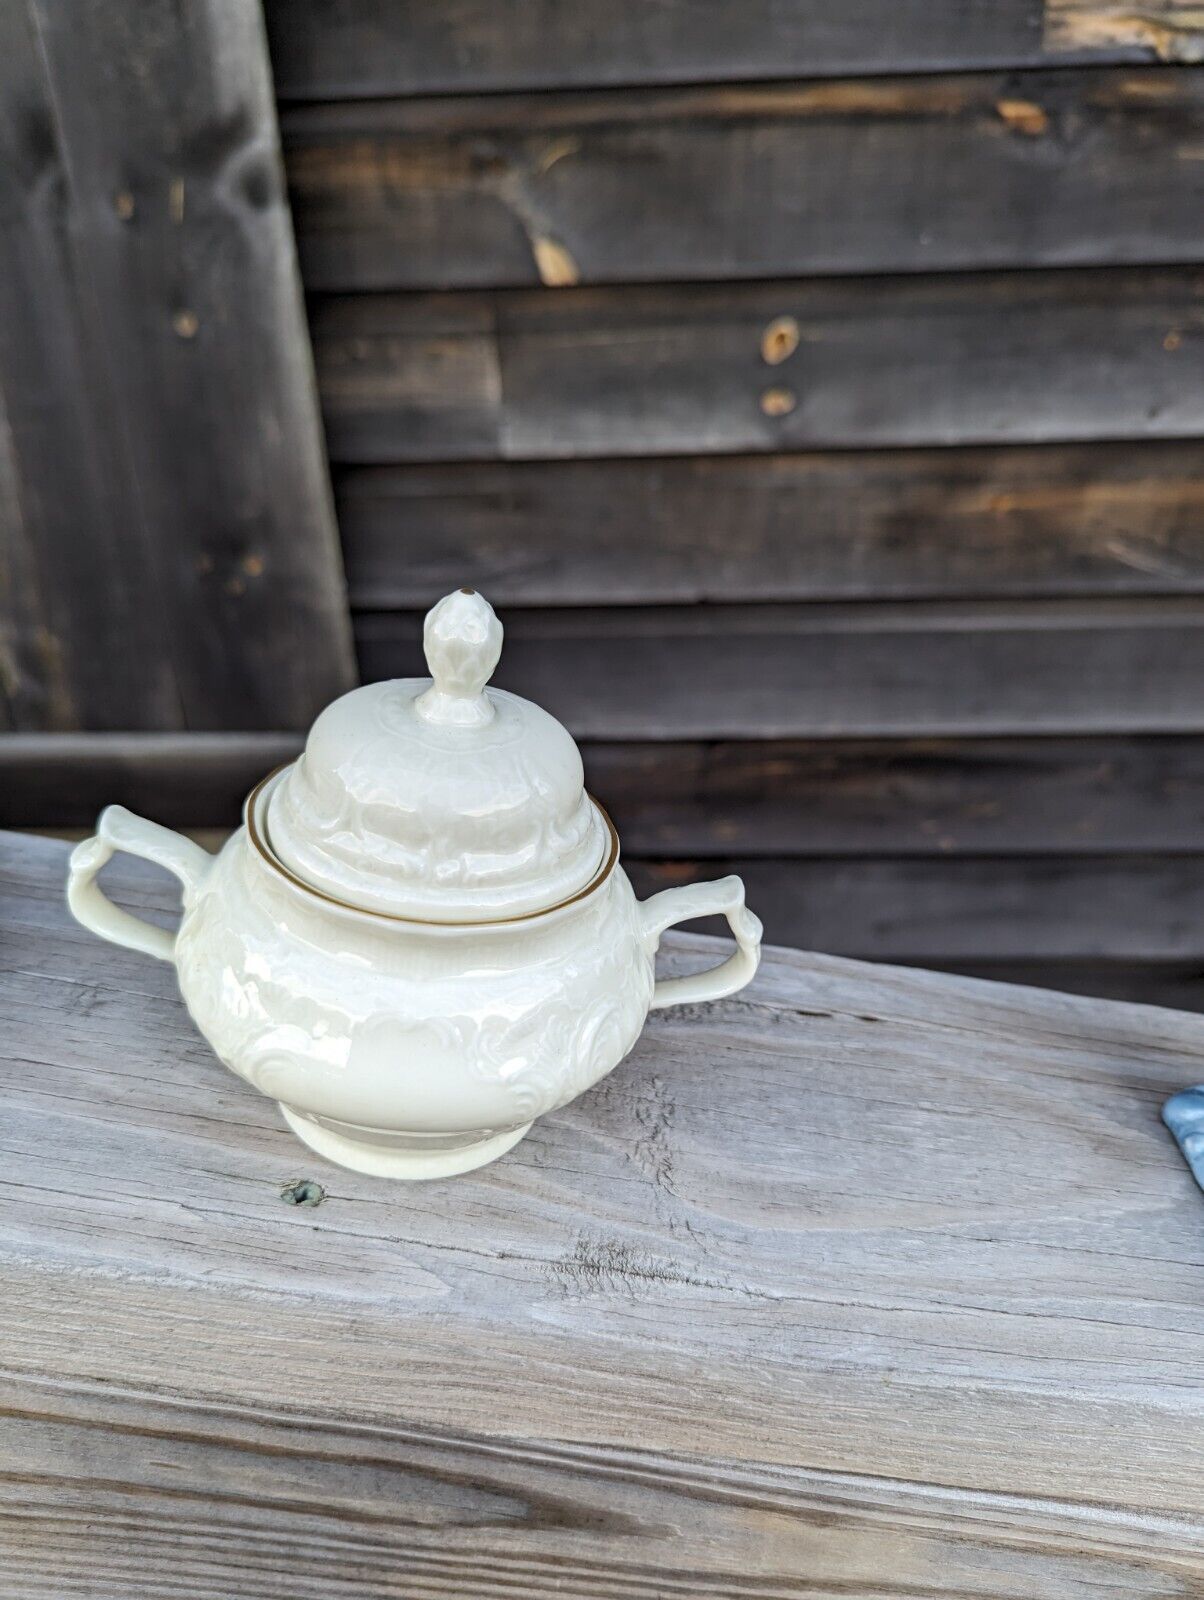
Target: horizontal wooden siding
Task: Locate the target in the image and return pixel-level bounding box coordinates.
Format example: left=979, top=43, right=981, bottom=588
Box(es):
left=259, top=9, right=1204, bottom=1005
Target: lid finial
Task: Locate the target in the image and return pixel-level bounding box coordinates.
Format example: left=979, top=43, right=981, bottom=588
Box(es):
left=415, top=588, right=503, bottom=727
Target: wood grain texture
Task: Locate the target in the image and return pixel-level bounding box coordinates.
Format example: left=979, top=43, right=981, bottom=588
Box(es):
left=0, top=733, right=303, bottom=828
left=282, top=69, right=1204, bottom=291
left=355, top=599, right=1204, bottom=738
left=0, top=0, right=355, bottom=731
left=583, top=735, right=1204, bottom=856
left=5, top=1374, right=1204, bottom=1600
left=625, top=853, right=1204, bottom=961
left=6, top=732, right=1203, bottom=855
left=932, top=959, right=1204, bottom=1009
left=0, top=0, right=181, bottom=731
left=336, top=442, right=1204, bottom=606
left=312, top=269, right=1204, bottom=464
left=0, top=379, right=60, bottom=730
left=263, top=0, right=1173, bottom=101
left=2, top=828, right=1203, bottom=1596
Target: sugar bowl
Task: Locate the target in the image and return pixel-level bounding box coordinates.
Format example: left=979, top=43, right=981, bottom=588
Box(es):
left=67, top=589, right=762, bottom=1179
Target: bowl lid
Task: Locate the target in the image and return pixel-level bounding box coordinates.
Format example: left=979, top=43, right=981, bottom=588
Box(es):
left=264, top=588, right=610, bottom=922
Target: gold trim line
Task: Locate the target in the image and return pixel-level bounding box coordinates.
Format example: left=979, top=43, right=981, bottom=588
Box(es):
left=243, top=766, right=620, bottom=928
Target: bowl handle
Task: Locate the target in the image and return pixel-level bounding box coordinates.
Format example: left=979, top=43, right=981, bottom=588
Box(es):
left=639, top=874, right=763, bottom=1011
left=66, top=806, right=214, bottom=964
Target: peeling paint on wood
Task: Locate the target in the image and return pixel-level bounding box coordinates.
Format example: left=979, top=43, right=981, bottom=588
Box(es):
left=1045, top=0, right=1204, bottom=60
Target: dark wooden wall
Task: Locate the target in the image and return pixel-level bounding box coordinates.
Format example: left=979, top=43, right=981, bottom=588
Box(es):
left=257, top=0, right=1204, bottom=1006
left=0, top=0, right=355, bottom=733
left=5, top=0, right=1204, bottom=1008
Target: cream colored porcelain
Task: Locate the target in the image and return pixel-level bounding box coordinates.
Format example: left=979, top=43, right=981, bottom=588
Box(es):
left=66, top=590, right=762, bottom=1180
left=267, top=589, right=609, bottom=922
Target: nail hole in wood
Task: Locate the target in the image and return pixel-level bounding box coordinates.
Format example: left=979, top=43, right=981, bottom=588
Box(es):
left=280, top=1178, right=325, bottom=1207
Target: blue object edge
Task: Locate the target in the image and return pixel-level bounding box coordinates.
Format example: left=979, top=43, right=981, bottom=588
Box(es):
left=1163, top=1086, right=1204, bottom=1194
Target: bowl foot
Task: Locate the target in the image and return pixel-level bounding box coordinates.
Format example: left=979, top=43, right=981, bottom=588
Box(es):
left=278, top=1104, right=532, bottom=1180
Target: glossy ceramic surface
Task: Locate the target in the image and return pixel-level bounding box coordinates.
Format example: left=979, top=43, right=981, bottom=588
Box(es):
left=67, top=779, right=761, bottom=1178
left=267, top=589, right=608, bottom=922
left=64, top=588, right=763, bottom=1180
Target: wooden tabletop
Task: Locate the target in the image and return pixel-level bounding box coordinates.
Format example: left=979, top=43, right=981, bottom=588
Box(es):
left=2, top=827, right=1202, bottom=1598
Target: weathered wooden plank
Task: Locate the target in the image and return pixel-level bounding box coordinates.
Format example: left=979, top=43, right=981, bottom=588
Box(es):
left=6, top=733, right=1204, bottom=855
left=264, top=0, right=1182, bottom=101
left=336, top=442, right=1204, bottom=606
left=313, top=270, right=1204, bottom=463
left=283, top=69, right=1204, bottom=292
left=0, top=0, right=355, bottom=731
left=319, top=294, right=503, bottom=465
left=935, top=959, right=1204, bottom=1009
left=355, top=599, right=1204, bottom=738
left=0, top=382, right=55, bottom=730
left=0, top=733, right=302, bottom=828
left=1046, top=0, right=1204, bottom=61
left=3, top=827, right=1203, bottom=1581
left=4, top=1374, right=1204, bottom=1600
left=625, top=853, right=1204, bottom=961
left=0, top=1, right=181, bottom=730
left=585, top=735, right=1204, bottom=856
